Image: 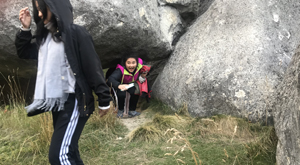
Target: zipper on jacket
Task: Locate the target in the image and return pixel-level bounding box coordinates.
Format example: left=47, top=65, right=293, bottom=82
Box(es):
left=83, top=93, right=86, bottom=111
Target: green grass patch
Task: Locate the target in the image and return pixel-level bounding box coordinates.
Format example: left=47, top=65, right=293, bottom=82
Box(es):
left=146, top=99, right=174, bottom=115
left=0, top=98, right=277, bottom=165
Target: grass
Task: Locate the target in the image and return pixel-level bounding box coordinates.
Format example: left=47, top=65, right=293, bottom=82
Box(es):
left=0, top=102, right=278, bottom=165
left=0, top=74, right=277, bottom=165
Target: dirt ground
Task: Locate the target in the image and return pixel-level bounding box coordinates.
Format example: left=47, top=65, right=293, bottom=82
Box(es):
left=119, top=108, right=151, bottom=134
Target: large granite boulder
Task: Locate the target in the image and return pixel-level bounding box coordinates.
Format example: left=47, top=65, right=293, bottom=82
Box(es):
left=152, top=0, right=300, bottom=122
left=0, top=0, right=174, bottom=69
left=0, top=0, right=208, bottom=79
left=0, top=0, right=37, bottom=77
left=71, top=0, right=173, bottom=67
left=0, top=0, right=37, bottom=104
left=158, top=0, right=201, bottom=25
left=0, top=0, right=206, bottom=102
left=273, top=46, right=300, bottom=165
left=0, top=0, right=216, bottom=69
left=158, top=6, right=183, bottom=46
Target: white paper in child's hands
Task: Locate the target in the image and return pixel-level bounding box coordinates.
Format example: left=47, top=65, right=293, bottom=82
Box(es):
left=121, top=83, right=134, bottom=91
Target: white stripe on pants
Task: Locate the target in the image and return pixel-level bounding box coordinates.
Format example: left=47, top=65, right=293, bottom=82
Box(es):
left=59, top=100, right=79, bottom=165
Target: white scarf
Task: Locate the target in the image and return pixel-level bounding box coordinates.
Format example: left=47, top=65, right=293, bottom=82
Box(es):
left=25, top=33, right=73, bottom=113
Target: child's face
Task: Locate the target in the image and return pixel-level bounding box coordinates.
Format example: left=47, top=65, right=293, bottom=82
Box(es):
left=125, top=58, right=137, bottom=73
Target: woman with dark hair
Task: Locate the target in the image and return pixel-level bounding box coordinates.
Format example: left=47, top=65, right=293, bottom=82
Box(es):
left=107, top=54, right=143, bottom=118
left=16, top=0, right=111, bottom=164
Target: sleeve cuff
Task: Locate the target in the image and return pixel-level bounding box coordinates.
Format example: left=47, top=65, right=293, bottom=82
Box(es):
left=98, top=100, right=110, bottom=106
left=20, top=25, right=31, bottom=31
left=17, top=29, right=32, bottom=39
left=98, top=105, right=110, bottom=110
left=114, top=82, right=120, bottom=90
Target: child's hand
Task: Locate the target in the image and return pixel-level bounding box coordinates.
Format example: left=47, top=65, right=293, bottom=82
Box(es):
left=118, top=84, right=129, bottom=91
left=139, top=75, right=146, bottom=83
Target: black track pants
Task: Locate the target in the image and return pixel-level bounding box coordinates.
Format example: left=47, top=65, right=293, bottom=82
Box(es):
left=117, top=89, right=139, bottom=111
left=49, top=94, right=89, bottom=165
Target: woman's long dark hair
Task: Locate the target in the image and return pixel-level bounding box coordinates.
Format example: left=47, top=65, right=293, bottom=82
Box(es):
left=32, top=0, right=61, bottom=48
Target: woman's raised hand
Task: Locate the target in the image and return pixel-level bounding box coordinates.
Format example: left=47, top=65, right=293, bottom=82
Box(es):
left=19, top=7, right=31, bottom=29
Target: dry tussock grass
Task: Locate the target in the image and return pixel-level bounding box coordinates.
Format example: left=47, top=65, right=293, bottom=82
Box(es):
left=191, top=115, right=255, bottom=142
left=176, top=103, right=190, bottom=117
left=89, top=103, right=119, bottom=130
left=127, top=114, right=191, bottom=143
left=0, top=71, right=27, bottom=106
left=246, top=126, right=277, bottom=160
left=164, top=128, right=201, bottom=165
left=128, top=124, right=163, bottom=142
left=36, top=113, right=53, bottom=147
left=152, top=115, right=179, bottom=130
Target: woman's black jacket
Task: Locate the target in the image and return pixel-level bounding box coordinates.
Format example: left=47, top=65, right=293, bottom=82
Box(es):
left=15, top=26, right=111, bottom=117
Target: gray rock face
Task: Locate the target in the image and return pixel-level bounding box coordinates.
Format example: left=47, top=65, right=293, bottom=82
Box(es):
left=152, top=0, right=300, bottom=121
left=0, top=0, right=204, bottom=102
left=0, top=0, right=186, bottom=70
left=71, top=0, right=173, bottom=67
left=158, top=0, right=201, bottom=25
left=158, top=0, right=214, bottom=25
left=0, top=0, right=205, bottom=78
left=273, top=46, right=300, bottom=165
left=0, top=0, right=37, bottom=78
left=159, top=6, right=183, bottom=46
